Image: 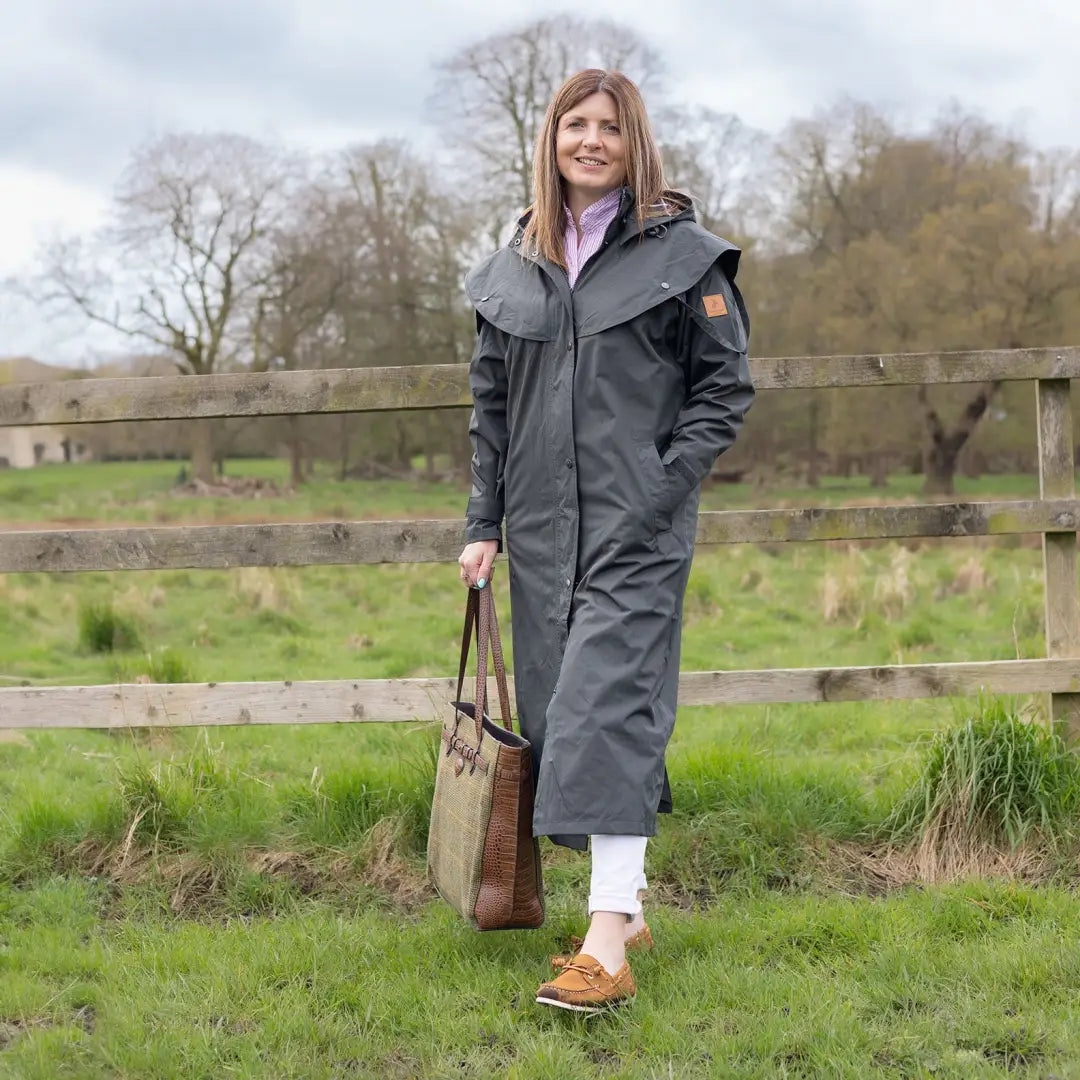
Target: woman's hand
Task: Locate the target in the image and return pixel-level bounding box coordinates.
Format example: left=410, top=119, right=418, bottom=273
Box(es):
left=459, top=540, right=498, bottom=589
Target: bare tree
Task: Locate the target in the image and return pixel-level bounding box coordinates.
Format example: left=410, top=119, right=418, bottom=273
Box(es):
left=35, top=132, right=302, bottom=482
left=657, top=105, right=767, bottom=236
left=252, top=181, right=352, bottom=485
left=323, top=140, right=476, bottom=477
left=430, top=15, right=664, bottom=238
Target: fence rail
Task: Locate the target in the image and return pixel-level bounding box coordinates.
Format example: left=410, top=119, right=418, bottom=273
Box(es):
left=0, top=345, right=1077, bottom=738
left=2, top=347, right=1079, bottom=427
left=2, top=499, right=1079, bottom=574
left=3, top=660, right=1079, bottom=728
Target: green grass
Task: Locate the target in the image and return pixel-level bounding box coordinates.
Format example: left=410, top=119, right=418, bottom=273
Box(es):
left=1, top=461, right=1079, bottom=1077
left=2, top=877, right=1080, bottom=1078
left=0, top=458, right=1049, bottom=527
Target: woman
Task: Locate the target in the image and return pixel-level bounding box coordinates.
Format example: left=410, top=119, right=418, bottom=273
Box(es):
left=458, top=69, right=755, bottom=1013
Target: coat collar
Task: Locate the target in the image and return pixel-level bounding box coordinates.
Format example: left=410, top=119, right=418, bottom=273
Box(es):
left=511, top=187, right=697, bottom=250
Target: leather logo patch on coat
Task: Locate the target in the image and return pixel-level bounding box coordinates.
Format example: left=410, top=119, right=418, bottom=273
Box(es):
left=703, top=293, right=728, bottom=318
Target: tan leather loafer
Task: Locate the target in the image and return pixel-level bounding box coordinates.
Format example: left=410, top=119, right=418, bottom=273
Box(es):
left=535, top=954, right=636, bottom=1014
left=550, top=924, right=653, bottom=970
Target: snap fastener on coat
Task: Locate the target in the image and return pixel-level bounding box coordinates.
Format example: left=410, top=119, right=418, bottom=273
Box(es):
left=567, top=342, right=573, bottom=351
left=480, top=296, right=490, bottom=302
left=660, top=281, right=669, bottom=289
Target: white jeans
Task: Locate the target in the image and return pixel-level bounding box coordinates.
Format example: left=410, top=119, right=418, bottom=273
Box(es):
left=588, top=834, right=648, bottom=917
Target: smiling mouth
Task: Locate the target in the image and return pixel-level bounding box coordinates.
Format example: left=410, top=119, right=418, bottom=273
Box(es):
left=576, top=157, right=607, bottom=167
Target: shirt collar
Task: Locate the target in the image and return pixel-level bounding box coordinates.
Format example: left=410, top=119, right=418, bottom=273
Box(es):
left=563, top=186, right=625, bottom=230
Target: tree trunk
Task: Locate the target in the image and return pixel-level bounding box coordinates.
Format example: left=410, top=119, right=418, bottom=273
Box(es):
left=869, top=452, right=889, bottom=488
left=806, top=396, right=820, bottom=487
left=917, top=382, right=1001, bottom=498
left=395, top=419, right=411, bottom=471
left=338, top=414, right=351, bottom=482
left=425, top=418, right=438, bottom=481
left=922, top=444, right=956, bottom=495
left=288, top=415, right=304, bottom=487
left=452, top=425, right=472, bottom=486
left=189, top=417, right=215, bottom=484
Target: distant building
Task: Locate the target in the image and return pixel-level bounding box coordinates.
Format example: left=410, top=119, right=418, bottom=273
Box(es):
left=0, top=355, right=93, bottom=468
left=0, top=425, right=90, bottom=468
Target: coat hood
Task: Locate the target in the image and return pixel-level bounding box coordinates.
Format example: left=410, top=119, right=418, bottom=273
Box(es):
left=464, top=187, right=742, bottom=342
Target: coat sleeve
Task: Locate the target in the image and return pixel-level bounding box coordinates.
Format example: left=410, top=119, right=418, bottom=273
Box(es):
left=662, top=260, right=755, bottom=498
left=464, top=316, right=510, bottom=550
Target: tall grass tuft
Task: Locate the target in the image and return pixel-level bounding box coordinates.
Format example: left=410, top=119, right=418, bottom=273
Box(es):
left=880, top=695, right=1080, bottom=881
left=284, top=728, right=439, bottom=854
left=113, top=735, right=242, bottom=849
left=144, top=648, right=195, bottom=683
left=113, top=647, right=197, bottom=684
left=115, top=759, right=184, bottom=847
left=77, top=599, right=142, bottom=653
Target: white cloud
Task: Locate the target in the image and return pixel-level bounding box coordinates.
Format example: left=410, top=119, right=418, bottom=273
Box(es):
left=2, top=0, right=1079, bottom=360
left=0, top=166, right=106, bottom=277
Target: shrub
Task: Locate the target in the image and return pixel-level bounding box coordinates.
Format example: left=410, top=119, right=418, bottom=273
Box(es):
left=77, top=600, right=142, bottom=653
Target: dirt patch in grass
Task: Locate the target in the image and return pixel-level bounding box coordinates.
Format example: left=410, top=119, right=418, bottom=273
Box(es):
left=349, top=817, right=433, bottom=909
left=172, top=477, right=291, bottom=499
left=68, top=816, right=433, bottom=916
left=817, top=839, right=1055, bottom=892
left=249, top=851, right=323, bottom=895
left=0, top=1016, right=55, bottom=1049
left=61, top=828, right=1070, bottom=918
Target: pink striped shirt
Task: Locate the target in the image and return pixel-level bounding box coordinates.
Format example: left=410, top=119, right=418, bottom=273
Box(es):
left=563, top=187, right=623, bottom=288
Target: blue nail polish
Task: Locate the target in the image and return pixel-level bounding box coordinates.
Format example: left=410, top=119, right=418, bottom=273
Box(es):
left=476, top=578, right=487, bottom=589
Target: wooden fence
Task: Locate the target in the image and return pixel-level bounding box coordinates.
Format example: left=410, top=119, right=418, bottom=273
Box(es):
left=1, top=346, right=1078, bottom=741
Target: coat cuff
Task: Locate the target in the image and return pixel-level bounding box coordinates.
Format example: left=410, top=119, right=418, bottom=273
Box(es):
left=655, top=455, right=699, bottom=530
left=662, top=452, right=702, bottom=490
left=464, top=517, right=504, bottom=552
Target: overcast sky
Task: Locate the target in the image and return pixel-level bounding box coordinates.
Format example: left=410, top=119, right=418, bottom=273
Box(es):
left=3, top=0, right=1077, bottom=362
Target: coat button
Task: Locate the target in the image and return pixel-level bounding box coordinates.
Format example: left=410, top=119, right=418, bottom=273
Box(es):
left=566, top=341, right=573, bottom=351
left=660, top=281, right=670, bottom=289
left=565, top=457, right=573, bottom=469
left=565, top=577, right=572, bottom=587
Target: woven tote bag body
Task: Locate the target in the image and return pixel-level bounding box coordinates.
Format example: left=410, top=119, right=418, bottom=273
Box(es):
left=427, top=586, right=544, bottom=930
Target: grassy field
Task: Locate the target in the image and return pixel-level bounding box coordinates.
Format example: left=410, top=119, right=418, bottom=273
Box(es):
left=2, top=460, right=1079, bottom=1079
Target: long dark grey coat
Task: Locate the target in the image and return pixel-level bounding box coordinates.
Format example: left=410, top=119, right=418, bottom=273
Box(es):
left=463, top=189, right=755, bottom=851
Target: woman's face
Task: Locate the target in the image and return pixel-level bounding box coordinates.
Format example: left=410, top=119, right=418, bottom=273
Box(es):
left=555, top=91, right=627, bottom=201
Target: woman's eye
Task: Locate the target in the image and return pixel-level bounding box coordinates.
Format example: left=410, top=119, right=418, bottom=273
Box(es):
left=605, top=125, right=620, bottom=134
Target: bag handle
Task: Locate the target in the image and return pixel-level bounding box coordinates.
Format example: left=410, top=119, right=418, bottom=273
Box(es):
left=453, top=584, right=513, bottom=745
left=453, top=587, right=480, bottom=714
left=476, top=586, right=513, bottom=734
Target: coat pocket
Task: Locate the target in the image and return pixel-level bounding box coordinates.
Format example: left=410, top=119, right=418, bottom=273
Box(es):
left=635, top=440, right=678, bottom=534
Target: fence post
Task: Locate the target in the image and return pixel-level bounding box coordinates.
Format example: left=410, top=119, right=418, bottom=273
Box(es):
left=1036, top=378, right=1080, bottom=741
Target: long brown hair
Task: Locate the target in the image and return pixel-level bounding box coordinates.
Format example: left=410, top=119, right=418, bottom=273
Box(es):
left=521, top=69, right=675, bottom=266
